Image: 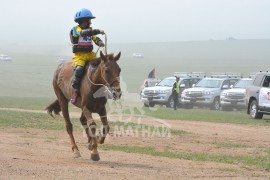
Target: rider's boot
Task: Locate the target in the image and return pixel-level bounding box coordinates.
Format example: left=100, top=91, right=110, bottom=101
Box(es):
left=71, top=91, right=79, bottom=104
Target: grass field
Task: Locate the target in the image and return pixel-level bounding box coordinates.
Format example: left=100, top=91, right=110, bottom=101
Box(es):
left=1, top=96, right=270, bottom=125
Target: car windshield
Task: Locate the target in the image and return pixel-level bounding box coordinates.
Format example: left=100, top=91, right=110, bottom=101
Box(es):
left=195, top=79, right=222, bottom=88
left=156, top=78, right=175, bottom=87
left=234, top=79, right=252, bottom=88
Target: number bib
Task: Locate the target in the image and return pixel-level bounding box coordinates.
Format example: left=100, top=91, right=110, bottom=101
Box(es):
left=78, top=36, right=93, bottom=46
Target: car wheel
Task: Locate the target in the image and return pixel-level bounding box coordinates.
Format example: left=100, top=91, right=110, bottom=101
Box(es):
left=211, top=98, right=220, bottom=110
left=249, top=100, right=263, bottom=119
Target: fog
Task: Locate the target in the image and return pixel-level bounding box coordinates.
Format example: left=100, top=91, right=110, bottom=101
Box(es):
left=0, top=0, right=269, bottom=45
left=0, top=0, right=270, bottom=96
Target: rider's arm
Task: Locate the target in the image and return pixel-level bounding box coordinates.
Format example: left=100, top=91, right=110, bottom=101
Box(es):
left=81, top=29, right=102, bottom=36
left=92, top=36, right=104, bottom=46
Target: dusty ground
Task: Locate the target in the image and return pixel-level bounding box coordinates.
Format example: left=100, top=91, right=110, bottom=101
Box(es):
left=0, top=109, right=270, bottom=179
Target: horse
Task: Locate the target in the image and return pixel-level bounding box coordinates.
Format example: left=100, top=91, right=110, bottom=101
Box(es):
left=45, top=51, right=122, bottom=161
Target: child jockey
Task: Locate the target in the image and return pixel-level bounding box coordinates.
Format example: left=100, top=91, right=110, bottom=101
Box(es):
left=70, top=8, right=105, bottom=104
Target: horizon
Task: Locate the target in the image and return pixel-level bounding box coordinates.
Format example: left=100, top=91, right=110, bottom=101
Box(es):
left=1, top=38, right=270, bottom=47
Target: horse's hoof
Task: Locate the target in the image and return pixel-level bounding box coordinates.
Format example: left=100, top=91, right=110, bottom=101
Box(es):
left=73, top=151, right=81, bottom=158
left=91, top=153, right=100, bottom=161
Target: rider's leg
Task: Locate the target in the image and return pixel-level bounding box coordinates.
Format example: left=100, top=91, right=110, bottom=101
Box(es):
left=71, top=52, right=95, bottom=104
left=71, top=65, right=85, bottom=104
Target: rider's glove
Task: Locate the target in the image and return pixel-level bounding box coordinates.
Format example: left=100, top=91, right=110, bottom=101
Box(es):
left=99, top=30, right=105, bottom=35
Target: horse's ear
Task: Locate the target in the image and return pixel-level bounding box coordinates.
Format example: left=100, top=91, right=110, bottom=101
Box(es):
left=114, top=52, right=121, bottom=61
left=100, top=51, right=107, bottom=63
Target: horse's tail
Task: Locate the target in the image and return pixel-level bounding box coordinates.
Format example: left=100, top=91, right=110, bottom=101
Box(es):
left=45, top=100, right=61, bottom=117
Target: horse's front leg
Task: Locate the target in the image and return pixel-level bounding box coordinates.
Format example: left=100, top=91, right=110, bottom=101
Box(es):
left=98, top=107, right=110, bottom=144
left=79, top=113, right=92, bottom=148
left=83, top=107, right=100, bottom=161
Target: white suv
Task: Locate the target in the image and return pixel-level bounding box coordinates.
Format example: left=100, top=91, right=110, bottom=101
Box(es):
left=181, top=73, right=241, bottom=110
left=220, top=78, right=252, bottom=111
left=141, top=72, right=204, bottom=108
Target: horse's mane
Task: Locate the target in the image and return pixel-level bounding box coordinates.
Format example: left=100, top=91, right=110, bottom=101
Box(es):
left=84, top=53, right=115, bottom=75
left=86, top=53, right=115, bottom=67
left=87, top=57, right=101, bottom=66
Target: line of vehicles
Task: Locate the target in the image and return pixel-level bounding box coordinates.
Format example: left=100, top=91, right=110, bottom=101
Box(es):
left=141, top=72, right=248, bottom=110
left=140, top=72, right=270, bottom=119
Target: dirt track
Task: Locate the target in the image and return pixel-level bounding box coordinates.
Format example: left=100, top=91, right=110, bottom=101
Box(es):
left=0, top=109, right=270, bottom=179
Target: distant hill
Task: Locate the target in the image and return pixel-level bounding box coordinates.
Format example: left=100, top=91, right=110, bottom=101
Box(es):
left=0, top=39, right=269, bottom=97
left=108, top=39, right=270, bottom=92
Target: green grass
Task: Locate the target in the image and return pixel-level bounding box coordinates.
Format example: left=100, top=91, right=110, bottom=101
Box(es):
left=0, top=97, right=82, bottom=114
left=100, top=144, right=270, bottom=171
left=121, top=107, right=270, bottom=126
left=214, top=142, right=251, bottom=148
left=0, top=110, right=80, bottom=130
left=108, top=120, right=189, bottom=136
left=0, top=109, right=187, bottom=137
left=1, top=97, right=270, bottom=126
left=217, top=168, right=238, bottom=172
left=0, top=97, right=53, bottom=110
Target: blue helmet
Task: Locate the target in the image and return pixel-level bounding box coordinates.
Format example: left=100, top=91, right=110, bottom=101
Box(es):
left=74, top=8, right=96, bottom=22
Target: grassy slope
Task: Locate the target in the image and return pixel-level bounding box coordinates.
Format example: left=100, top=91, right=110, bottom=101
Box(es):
left=0, top=40, right=270, bottom=98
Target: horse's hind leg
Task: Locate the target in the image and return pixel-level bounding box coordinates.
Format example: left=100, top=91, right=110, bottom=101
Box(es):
left=54, top=83, right=81, bottom=158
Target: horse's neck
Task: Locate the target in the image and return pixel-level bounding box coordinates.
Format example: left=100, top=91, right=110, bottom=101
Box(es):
left=87, top=64, right=104, bottom=92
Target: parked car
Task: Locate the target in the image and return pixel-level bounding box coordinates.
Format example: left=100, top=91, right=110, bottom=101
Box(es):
left=181, top=73, right=241, bottom=110
left=141, top=72, right=205, bottom=108
left=220, top=78, right=252, bottom=111
left=246, top=71, right=270, bottom=119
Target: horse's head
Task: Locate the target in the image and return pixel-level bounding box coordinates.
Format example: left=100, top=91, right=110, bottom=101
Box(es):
left=100, top=51, right=122, bottom=100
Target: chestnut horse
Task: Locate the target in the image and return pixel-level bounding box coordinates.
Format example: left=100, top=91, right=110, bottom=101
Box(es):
left=46, top=51, right=122, bottom=161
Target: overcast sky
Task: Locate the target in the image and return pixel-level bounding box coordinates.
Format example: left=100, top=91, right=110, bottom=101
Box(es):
left=0, top=0, right=269, bottom=45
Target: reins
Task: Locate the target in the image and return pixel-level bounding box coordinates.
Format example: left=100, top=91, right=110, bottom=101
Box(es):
left=89, top=33, right=119, bottom=89
left=95, top=33, right=108, bottom=56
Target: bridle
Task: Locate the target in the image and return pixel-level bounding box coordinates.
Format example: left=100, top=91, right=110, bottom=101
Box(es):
left=87, top=34, right=121, bottom=99
left=86, top=61, right=121, bottom=100
left=86, top=57, right=121, bottom=102
left=87, top=58, right=120, bottom=88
